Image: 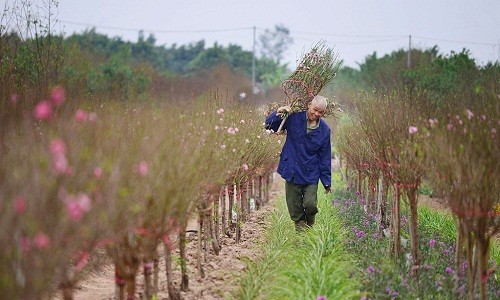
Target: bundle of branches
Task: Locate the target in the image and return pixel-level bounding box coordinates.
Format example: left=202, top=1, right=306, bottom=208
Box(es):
left=267, top=40, right=342, bottom=126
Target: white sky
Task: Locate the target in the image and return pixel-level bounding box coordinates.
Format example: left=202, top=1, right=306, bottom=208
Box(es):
left=11, top=0, right=500, bottom=69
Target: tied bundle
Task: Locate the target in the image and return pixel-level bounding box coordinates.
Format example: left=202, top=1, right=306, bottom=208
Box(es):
left=268, top=40, right=342, bottom=132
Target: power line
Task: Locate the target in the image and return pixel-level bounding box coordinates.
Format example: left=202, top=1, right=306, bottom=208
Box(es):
left=412, top=35, right=496, bottom=46
left=59, top=20, right=253, bottom=34
left=59, top=19, right=498, bottom=48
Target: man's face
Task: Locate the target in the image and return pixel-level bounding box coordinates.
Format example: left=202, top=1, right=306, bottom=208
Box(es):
left=307, top=102, right=326, bottom=122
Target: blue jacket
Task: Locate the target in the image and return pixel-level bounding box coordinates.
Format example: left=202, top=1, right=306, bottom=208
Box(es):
left=265, top=111, right=331, bottom=188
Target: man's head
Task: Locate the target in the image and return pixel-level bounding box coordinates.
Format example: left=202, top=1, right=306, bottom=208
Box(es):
left=307, top=95, right=327, bottom=122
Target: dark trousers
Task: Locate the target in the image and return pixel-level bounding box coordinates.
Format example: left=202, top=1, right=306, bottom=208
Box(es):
left=285, top=181, right=318, bottom=228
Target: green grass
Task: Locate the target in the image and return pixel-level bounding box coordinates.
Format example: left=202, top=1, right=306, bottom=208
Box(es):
left=235, top=186, right=362, bottom=300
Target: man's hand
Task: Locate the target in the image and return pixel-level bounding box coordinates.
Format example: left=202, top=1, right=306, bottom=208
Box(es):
left=277, top=105, right=291, bottom=117
left=324, top=187, right=331, bottom=194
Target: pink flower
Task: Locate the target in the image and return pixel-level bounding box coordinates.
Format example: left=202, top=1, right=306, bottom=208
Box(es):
left=13, top=196, right=27, bottom=214
left=227, top=127, right=236, bottom=135
left=66, top=201, right=85, bottom=221
left=75, top=109, right=88, bottom=122
left=242, top=164, right=249, bottom=171
left=220, top=144, right=226, bottom=149
left=76, top=193, right=91, bottom=212
left=50, top=86, right=65, bottom=107
left=138, top=161, right=148, bottom=176
left=64, top=193, right=91, bottom=221
left=34, top=232, right=50, bottom=249
left=240, top=119, right=245, bottom=124
left=52, top=153, right=69, bottom=174
left=20, top=236, right=31, bottom=253
left=94, top=167, right=103, bottom=178
left=216, top=108, right=224, bottom=115
left=445, top=267, right=453, bottom=274
left=50, top=138, right=67, bottom=156
left=33, top=101, right=53, bottom=120
left=465, top=109, right=474, bottom=120
left=429, top=239, right=436, bottom=248
left=214, top=125, right=220, bottom=131
left=408, top=126, right=418, bottom=134
left=447, top=123, right=454, bottom=131
left=10, top=93, right=18, bottom=105
left=88, top=112, right=98, bottom=122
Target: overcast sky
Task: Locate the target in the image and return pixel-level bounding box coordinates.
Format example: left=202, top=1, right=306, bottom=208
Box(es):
left=16, top=0, right=500, bottom=69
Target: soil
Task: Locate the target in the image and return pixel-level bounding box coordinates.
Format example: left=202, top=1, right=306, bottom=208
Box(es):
left=68, top=176, right=283, bottom=300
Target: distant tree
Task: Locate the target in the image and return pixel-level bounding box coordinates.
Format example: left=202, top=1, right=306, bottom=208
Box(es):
left=186, top=42, right=229, bottom=73
left=259, top=24, right=293, bottom=64
left=132, top=30, right=159, bottom=65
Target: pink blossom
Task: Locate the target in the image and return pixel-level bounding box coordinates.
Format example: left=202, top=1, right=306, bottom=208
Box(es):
left=429, top=239, right=436, bottom=248
left=245, top=139, right=250, bottom=143
left=214, top=125, right=220, bottom=131
left=64, top=193, right=91, bottom=221
left=50, top=138, right=67, bottom=156
left=227, top=127, right=236, bottom=135
left=216, top=108, right=224, bottom=115
left=66, top=201, right=85, bottom=221
left=492, top=128, right=497, bottom=134
left=408, top=126, right=418, bottom=134
left=76, top=193, right=91, bottom=212
left=13, top=196, right=27, bottom=214
left=137, top=161, right=149, bottom=176
left=447, top=124, right=454, bottom=131
left=220, top=144, right=226, bottom=149
left=20, top=236, right=31, bottom=253
left=52, top=153, right=69, bottom=174
left=94, top=167, right=103, bottom=178
left=50, top=86, right=66, bottom=107
left=234, top=127, right=239, bottom=133
left=75, top=109, right=88, bottom=122
left=465, top=109, right=474, bottom=120
left=88, top=112, right=98, bottom=122
left=240, top=119, right=245, bottom=124
left=242, top=164, right=249, bottom=171
left=33, top=101, right=53, bottom=120
left=10, top=93, right=18, bottom=105
left=34, top=232, right=50, bottom=249
left=445, top=267, right=453, bottom=274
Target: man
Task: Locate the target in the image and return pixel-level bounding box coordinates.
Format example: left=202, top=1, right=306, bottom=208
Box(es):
left=265, top=95, right=332, bottom=231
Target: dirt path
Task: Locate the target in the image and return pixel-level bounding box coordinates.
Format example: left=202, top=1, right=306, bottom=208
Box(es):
left=68, top=175, right=283, bottom=300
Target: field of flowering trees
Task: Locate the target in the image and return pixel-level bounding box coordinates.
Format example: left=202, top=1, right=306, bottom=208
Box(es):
left=1, top=1, right=499, bottom=299
left=1, top=86, right=285, bottom=299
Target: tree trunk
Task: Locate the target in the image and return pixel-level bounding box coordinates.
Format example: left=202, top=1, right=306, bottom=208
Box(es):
left=197, top=207, right=205, bottom=278
left=407, top=188, right=420, bottom=281
left=178, top=220, right=189, bottom=291
left=164, top=243, right=181, bottom=300
left=235, top=184, right=241, bottom=243
left=221, top=186, right=227, bottom=238
left=391, top=185, right=402, bottom=259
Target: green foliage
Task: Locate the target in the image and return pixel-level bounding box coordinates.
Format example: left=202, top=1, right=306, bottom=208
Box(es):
left=236, top=192, right=362, bottom=300
left=333, top=184, right=500, bottom=299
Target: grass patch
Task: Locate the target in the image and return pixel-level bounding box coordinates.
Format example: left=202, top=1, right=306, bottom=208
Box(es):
left=333, top=179, right=500, bottom=299
left=235, top=185, right=362, bottom=300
